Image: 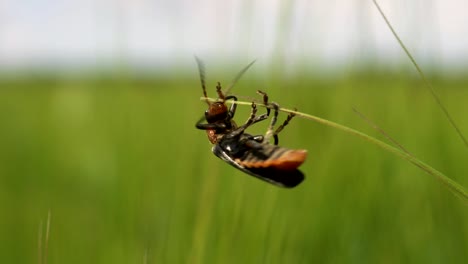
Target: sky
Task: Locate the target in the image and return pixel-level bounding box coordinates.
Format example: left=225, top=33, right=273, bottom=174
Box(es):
left=0, top=0, right=467, bottom=73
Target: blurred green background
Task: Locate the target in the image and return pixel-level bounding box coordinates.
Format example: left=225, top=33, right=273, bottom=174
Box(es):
left=1, top=73, right=467, bottom=263
left=1, top=0, right=468, bottom=263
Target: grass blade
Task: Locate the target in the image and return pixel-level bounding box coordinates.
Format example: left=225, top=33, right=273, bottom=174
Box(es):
left=372, top=0, right=468, bottom=148
left=202, top=97, right=468, bottom=204
left=352, top=107, right=411, bottom=155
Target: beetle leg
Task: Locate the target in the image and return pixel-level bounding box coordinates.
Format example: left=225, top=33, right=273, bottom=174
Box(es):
left=195, top=116, right=227, bottom=130
left=264, top=102, right=280, bottom=143
left=250, top=114, right=268, bottom=125
left=225, top=95, right=238, bottom=119
left=224, top=102, right=258, bottom=138
left=257, top=90, right=270, bottom=116
left=251, top=135, right=264, bottom=142
left=243, top=102, right=258, bottom=127
left=272, top=108, right=297, bottom=144
left=195, top=122, right=227, bottom=130
left=248, top=90, right=271, bottom=125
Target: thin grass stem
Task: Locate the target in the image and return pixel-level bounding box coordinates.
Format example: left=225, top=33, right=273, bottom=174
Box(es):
left=201, top=97, right=468, bottom=203
left=38, top=220, right=43, bottom=264
left=352, top=107, right=411, bottom=155
left=44, top=210, right=51, bottom=264
left=372, top=0, right=468, bottom=148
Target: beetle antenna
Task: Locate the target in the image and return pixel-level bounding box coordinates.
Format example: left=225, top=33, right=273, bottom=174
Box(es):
left=195, top=56, right=210, bottom=105
left=224, top=59, right=256, bottom=95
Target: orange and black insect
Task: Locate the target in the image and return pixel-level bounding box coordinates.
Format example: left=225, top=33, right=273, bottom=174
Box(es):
left=195, top=57, right=307, bottom=188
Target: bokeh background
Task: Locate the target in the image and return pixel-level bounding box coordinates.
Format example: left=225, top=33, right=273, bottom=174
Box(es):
left=0, top=0, right=467, bottom=263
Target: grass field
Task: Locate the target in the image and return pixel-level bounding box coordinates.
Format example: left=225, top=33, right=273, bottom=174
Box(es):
left=0, top=72, right=467, bottom=263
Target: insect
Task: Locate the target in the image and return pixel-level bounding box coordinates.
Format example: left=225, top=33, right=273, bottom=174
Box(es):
left=195, top=57, right=307, bottom=188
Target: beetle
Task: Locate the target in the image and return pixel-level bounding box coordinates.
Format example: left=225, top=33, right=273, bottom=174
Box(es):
left=195, top=57, right=307, bottom=188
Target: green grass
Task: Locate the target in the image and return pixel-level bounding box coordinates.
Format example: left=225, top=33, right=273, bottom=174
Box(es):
left=0, top=73, right=467, bottom=263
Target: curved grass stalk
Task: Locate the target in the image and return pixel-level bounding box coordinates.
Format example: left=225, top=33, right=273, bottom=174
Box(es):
left=372, top=0, right=468, bottom=148
left=201, top=97, right=468, bottom=204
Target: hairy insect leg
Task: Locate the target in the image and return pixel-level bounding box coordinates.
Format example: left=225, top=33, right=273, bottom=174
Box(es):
left=249, top=135, right=264, bottom=142
left=257, top=90, right=270, bottom=116
left=272, top=109, right=297, bottom=145
left=224, top=95, right=238, bottom=119
left=195, top=116, right=228, bottom=130
left=264, top=102, right=280, bottom=143
left=238, top=90, right=271, bottom=126
left=243, top=102, right=258, bottom=127
left=274, top=109, right=296, bottom=134
left=224, top=102, right=258, bottom=139
left=244, top=100, right=281, bottom=127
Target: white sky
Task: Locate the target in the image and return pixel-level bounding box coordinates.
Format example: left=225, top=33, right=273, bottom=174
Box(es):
left=0, top=0, right=467, bottom=73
